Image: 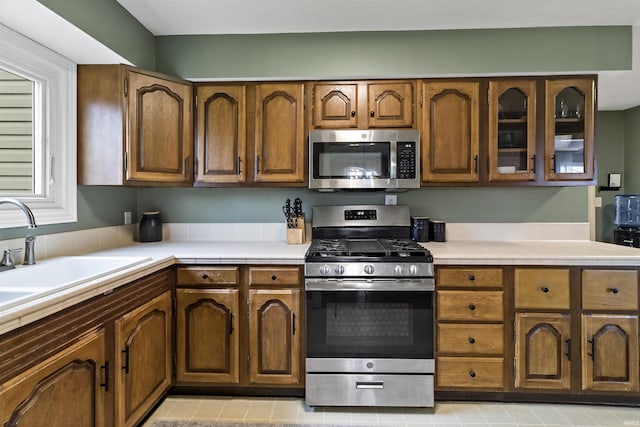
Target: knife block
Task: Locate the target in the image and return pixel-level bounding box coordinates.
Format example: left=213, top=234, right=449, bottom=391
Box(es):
left=286, top=214, right=305, bottom=244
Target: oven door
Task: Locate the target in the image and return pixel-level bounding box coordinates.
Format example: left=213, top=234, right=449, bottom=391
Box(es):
left=305, top=287, right=434, bottom=360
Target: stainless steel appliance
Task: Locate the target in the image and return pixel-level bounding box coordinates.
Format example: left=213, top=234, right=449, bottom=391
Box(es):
left=308, top=129, right=420, bottom=191
left=304, top=205, right=435, bottom=408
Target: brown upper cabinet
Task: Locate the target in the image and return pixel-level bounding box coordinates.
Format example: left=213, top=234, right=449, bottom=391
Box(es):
left=78, top=65, right=193, bottom=186
left=194, top=82, right=306, bottom=186
left=421, top=80, right=480, bottom=183
left=545, top=78, right=595, bottom=181
left=311, top=81, right=415, bottom=129
left=488, top=79, right=537, bottom=182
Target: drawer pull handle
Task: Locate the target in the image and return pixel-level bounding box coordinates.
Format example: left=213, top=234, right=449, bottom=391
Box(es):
left=100, top=362, right=109, bottom=392
left=564, top=338, right=571, bottom=361
left=468, top=304, right=476, bottom=311
left=468, top=274, right=475, bottom=281
left=469, top=371, right=476, bottom=378
left=608, top=287, right=619, bottom=294
left=201, top=273, right=209, bottom=280
left=541, top=287, right=549, bottom=293
left=356, top=381, right=384, bottom=389
left=588, top=338, right=595, bottom=360
left=468, top=337, right=475, bottom=344
left=271, top=274, right=277, bottom=281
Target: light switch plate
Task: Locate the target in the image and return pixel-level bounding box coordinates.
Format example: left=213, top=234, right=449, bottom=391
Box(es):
left=124, top=211, right=132, bottom=225
left=608, top=173, right=621, bottom=188
left=385, top=195, right=397, bottom=205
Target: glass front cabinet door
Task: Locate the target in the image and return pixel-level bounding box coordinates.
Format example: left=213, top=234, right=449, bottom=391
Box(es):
left=545, top=78, right=595, bottom=181
left=488, top=80, right=537, bottom=182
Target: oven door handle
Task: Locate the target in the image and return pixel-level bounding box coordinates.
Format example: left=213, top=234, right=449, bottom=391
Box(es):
left=304, top=278, right=435, bottom=291
left=356, top=381, right=384, bottom=389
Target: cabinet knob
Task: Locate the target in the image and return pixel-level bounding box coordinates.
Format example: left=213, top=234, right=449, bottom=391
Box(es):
left=468, top=274, right=475, bottom=281
left=351, top=111, right=356, bottom=117
left=541, top=287, right=549, bottom=293
left=609, top=287, right=619, bottom=294
left=469, top=371, right=476, bottom=378
left=468, top=304, right=476, bottom=311
left=271, top=274, right=277, bottom=281
left=201, top=273, right=209, bottom=280
left=370, top=111, right=375, bottom=117
left=469, top=337, right=475, bottom=344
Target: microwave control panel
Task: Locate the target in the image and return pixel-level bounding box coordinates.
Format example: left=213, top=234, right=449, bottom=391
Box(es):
left=397, top=142, right=416, bottom=179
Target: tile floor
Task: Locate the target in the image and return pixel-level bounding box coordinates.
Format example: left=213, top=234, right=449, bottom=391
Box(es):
left=143, top=396, right=640, bottom=427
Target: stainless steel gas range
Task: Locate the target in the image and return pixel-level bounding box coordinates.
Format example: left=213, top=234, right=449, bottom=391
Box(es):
left=304, top=205, right=435, bottom=408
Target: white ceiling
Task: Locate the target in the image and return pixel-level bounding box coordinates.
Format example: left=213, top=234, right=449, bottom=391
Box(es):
left=116, top=0, right=640, bottom=111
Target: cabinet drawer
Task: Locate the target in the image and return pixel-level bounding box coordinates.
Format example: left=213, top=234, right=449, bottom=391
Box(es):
left=437, top=357, right=504, bottom=388
left=515, top=268, right=570, bottom=309
left=249, top=267, right=301, bottom=286
left=582, top=269, right=638, bottom=310
left=437, top=268, right=503, bottom=288
left=437, top=291, right=503, bottom=321
left=437, top=324, right=503, bottom=355
left=177, top=267, right=239, bottom=286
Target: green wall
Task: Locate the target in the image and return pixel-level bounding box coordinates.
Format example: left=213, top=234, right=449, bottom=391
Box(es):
left=624, top=106, right=640, bottom=193
left=155, top=27, right=631, bottom=79
left=136, top=187, right=587, bottom=224
left=596, top=111, right=626, bottom=242
left=36, top=0, right=155, bottom=69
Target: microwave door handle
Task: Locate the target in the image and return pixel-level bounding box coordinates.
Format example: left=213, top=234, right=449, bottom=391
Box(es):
left=389, top=140, right=397, bottom=179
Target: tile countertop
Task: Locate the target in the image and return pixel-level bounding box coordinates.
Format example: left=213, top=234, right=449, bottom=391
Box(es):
left=1, top=239, right=640, bottom=335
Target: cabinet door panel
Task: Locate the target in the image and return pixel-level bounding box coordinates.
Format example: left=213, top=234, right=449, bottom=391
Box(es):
left=115, top=291, right=172, bottom=427
left=422, top=81, right=480, bottom=182
left=368, top=82, right=414, bottom=128
left=249, top=289, right=301, bottom=385
left=515, top=313, right=571, bottom=390
left=195, top=85, right=247, bottom=184
left=176, top=289, right=240, bottom=383
left=254, top=83, right=305, bottom=183
left=582, top=314, right=639, bottom=391
left=545, top=78, right=595, bottom=181
left=312, top=83, right=358, bottom=128
left=0, top=329, right=106, bottom=427
left=126, top=71, right=192, bottom=184
left=488, top=80, right=537, bottom=182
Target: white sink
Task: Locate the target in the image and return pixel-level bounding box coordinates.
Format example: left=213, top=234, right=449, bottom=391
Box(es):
left=0, top=255, right=151, bottom=311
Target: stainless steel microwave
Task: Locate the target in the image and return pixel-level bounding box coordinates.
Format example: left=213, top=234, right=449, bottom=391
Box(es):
left=308, top=129, right=420, bottom=191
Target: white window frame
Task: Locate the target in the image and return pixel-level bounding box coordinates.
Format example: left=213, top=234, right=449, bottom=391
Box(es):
left=0, top=23, right=77, bottom=229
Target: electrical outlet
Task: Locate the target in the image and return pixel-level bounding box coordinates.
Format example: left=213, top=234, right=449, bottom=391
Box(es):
left=385, top=195, right=397, bottom=205
left=124, top=211, right=132, bottom=225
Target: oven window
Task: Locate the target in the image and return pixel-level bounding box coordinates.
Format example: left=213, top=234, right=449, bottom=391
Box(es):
left=306, top=291, right=433, bottom=359
left=313, top=142, right=390, bottom=179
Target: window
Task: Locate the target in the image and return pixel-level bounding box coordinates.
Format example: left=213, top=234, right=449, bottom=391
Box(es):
left=0, top=23, right=77, bottom=229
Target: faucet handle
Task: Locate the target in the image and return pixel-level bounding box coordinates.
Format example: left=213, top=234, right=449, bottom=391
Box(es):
left=1, top=248, right=22, bottom=267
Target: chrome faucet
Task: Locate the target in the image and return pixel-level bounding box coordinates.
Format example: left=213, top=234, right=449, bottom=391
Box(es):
left=0, top=198, right=37, bottom=265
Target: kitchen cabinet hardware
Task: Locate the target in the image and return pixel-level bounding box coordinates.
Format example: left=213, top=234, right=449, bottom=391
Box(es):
left=271, top=275, right=277, bottom=280
left=370, top=111, right=375, bottom=117
left=531, top=155, right=536, bottom=173
left=551, top=155, right=556, bottom=173
left=469, top=337, right=475, bottom=344
left=468, top=274, right=475, bottom=281
left=237, top=156, right=241, bottom=175
left=351, top=110, right=356, bottom=117
left=541, top=286, right=549, bottom=293
left=100, top=361, right=109, bottom=391
left=229, top=312, right=234, bottom=335
left=184, top=157, right=189, bottom=177
left=201, top=273, right=209, bottom=279
left=608, top=287, right=620, bottom=294
left=121, top=347, right=130, bottom=374
left=564, top=338, right=571, bottom=361
left=469, top=371, right=476, bottom=378
left=255, top=155, right=260, bottom=173
left=292, top=313, right=296, bottom=335
left=469, top=304, right=476, bottom=311
left=474, top=155, right=478, bottom=173
left=587, top=338, right=595, bottom=360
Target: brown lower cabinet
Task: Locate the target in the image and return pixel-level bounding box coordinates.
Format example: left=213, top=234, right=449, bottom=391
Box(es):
left=175, top=265, right=303, bottom=388
left=0, top=328, right=107, bottom=427
left=0, top=269, right=173, bottom=427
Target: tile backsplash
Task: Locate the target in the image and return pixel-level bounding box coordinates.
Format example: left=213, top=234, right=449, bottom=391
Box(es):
left=0, top=222, right=590, bottom=263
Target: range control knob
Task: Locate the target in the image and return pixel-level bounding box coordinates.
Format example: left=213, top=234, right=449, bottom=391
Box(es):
left=409, top=265, right=418, bottom=275
left=364, top=264, right=375, bottom=275
left=394, top=265, right=403, bottom=275
left=335, top=265, right=345, bottom=275
left=319, top=265, right=331, bottom=275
